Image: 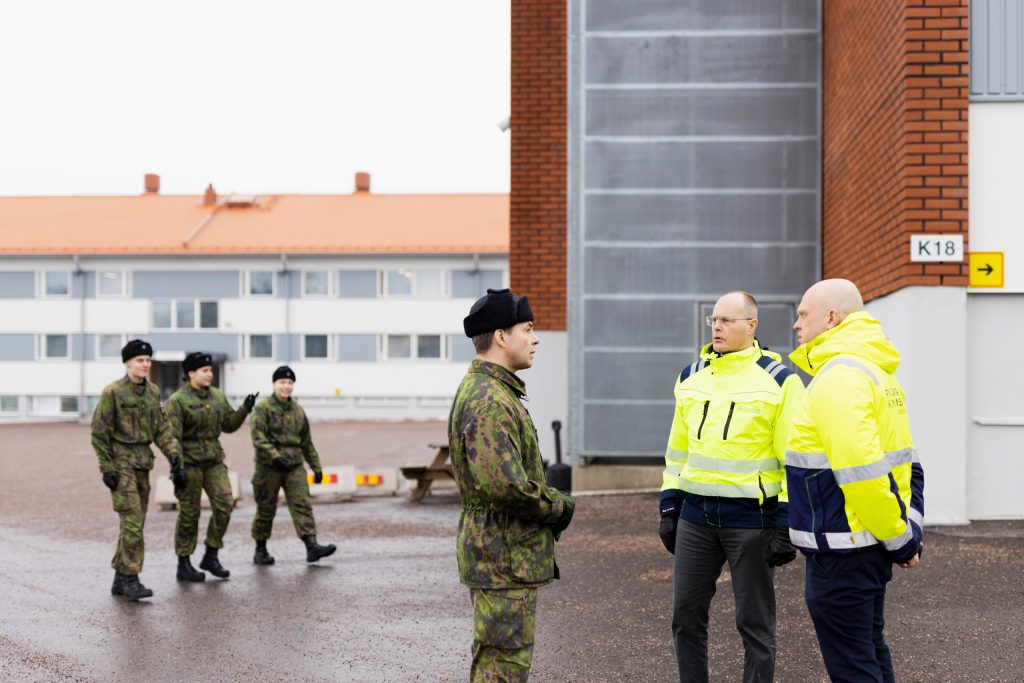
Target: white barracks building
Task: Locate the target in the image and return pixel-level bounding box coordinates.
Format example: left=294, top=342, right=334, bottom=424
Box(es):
left=0, top=174, right=508, bottom=421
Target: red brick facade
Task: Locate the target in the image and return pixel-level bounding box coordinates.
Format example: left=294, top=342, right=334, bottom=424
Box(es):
left=510, top=0, right=567, bottom=331
left=823, top=0, right=969, bottom=301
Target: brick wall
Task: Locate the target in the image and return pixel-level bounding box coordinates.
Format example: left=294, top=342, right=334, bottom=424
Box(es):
left=822, top=0, right=969, bottom=302
left=510, top=0, right=567, bottom=330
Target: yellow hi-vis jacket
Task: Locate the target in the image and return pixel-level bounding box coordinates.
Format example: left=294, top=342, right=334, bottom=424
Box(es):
left=786, top=311, right=924, bottom=561
left=660, top=341, right=805, bottom=529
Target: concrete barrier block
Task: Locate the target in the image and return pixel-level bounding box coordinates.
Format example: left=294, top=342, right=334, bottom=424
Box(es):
left=354, top=467, right=401, bottom=496
left=307, top=465, right=357, bottom=501
left=154, top=471, right=241, bottom=511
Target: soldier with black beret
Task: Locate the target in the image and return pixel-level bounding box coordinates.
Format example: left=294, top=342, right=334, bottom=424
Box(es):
left=249, top=365, right=336, bottom=565
left=448, top=289, right=576, bottom=682
left=163, top=352, right=258, bottom=582
left=91, top=339, right=185, bottom=601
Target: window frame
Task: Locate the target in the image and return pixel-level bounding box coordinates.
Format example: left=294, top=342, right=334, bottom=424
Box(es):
left=301, top=270, right=333, bottom=297
left=300, top=333, right=334, bottom=361
left=0, top=395, right=18, bottom=414
left=245, top=270, right=276, bottom=297
left=151, top=299, right=218, bottom=331
left=381, top=333, right=449, bottom=362
left=95, top=269, right=130, bottom=298
left=30, top=395, right=79, bottom=416
left=243, top=334, right=275, bottom=360
left=96, top=333, right=128, bottom=360
left=40, top=269, right=71, bottom=298
left=38, top=334, right=70, bottom=360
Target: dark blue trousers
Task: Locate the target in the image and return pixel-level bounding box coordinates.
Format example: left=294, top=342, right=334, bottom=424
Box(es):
left=804, top=547, right=894, bottom=683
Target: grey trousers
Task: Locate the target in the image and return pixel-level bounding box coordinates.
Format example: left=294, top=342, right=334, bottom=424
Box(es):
left=672, top=520, right=776, bottom=683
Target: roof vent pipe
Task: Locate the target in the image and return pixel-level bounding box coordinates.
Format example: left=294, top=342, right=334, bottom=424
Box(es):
left=354, top=172, right=371, bottom=193
left=144, top=173, right=160, bottom=194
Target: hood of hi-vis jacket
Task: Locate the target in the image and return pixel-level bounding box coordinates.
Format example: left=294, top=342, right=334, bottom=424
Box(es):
left=785, top=311, right=925, bottom=561
left=660, top=341, right=805, bottom=527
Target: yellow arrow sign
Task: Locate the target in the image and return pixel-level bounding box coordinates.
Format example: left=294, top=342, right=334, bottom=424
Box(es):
left=969, top=252, right=1004, bottom=288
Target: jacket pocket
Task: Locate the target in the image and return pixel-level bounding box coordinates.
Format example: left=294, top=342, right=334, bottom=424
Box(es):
left=505, top=518, right=553, bottom=583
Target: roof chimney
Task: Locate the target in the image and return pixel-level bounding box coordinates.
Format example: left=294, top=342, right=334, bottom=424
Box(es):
left=144, top=173, right=160, bottom=194
left=354, top=172, right=371, bottom=193
left=202, top=183, right=217, bottom=207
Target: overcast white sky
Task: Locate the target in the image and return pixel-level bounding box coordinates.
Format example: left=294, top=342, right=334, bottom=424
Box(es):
left=0, top=0, right=510, bottom=196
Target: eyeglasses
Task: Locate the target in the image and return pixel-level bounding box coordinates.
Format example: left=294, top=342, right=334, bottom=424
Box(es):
left=706, top=316, right=754, bottom=327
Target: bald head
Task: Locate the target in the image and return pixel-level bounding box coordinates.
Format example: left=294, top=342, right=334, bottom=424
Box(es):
left=709, top=291, right=759, bottom=353
left=794, top=279, right=864, bottom=344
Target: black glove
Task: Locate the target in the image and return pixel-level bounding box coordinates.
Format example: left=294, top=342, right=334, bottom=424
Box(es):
left=102, top=471, right=119, bottom=491
left=659, top=515, right=678, bottom=555
left=272, top=458, right=291, bottom=473
left=243, top=392, right=259, bottom=410
left=170, top=456, right=187, bottom=491
left=552, top=495, right=575, bottom=541
left=766, top=527, right=797, bottom=567
left=313, top=470, right=323, bottom=485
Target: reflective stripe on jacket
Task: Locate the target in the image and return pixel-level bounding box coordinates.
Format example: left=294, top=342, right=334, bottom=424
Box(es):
left=660, top=341, right=805, bottom=529
left=786, top=311, right=925, bottom=561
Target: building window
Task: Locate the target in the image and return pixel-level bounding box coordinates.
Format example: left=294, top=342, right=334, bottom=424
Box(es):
left=339, top=270, right=378, bottom=298
left=31, top=396, right=79, bottom=416
left=303, top=334, right=331, bottom=360
left=152, top=300, right=218, bottom=330
left=338, top=334, right=378, bottom=362
left=382, top=334, right=447, bottom=361
left=303, top=271, right=331, bottom=296
left=97, top=334, right=127, bottom=360
left=42, top=270, right=70, bottom=297
left=383, top=269, right=446, bottom=297
left=245, top=334, right=274, bottom=359
left=96, top=270, right=128, bottom=297
left=385, top=269, right=414, bottom=296
left=452, top=269, right=504, bottom=298
left=247, top=270, right=275, bottom=296
left=0, top=396, right=17, bottom=414
left=39, top=334, right=69, bottom=360
left=416, top=270, right=444, bottom=296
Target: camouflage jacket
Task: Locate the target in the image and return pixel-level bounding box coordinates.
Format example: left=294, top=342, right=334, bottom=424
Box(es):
left=250, top=395, right=321, bottom=471
left=448, top=359, right=569, bottom=589
left=91, top=376, right=179, bottom=474
left=164, top=385, right=249, bottom=465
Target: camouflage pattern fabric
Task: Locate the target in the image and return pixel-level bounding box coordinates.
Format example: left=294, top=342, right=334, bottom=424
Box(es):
left=109, top=468, right=151, bottom=575
left=91, top=376, right=179, bottom=473
left=165, top=384, right=248, bottom=555
left=470, top=587, right=537, bottom=683
left=249, top=394, right=321, bottom=471
left=163, top=384, right=249, bottom=466
left=448, top=359, right=571, bottom=589
left=174, top=462, right=234, bottom=556
left=91, top=376, right=178, bottom=576
left=251, top=464, right=317, bottom=541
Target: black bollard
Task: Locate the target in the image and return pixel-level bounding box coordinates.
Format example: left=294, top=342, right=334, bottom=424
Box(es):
left=546, top=420, right=572, bottom=493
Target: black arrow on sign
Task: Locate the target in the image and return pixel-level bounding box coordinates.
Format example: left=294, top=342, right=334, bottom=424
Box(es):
left=977, top=263, right=994, bottom=276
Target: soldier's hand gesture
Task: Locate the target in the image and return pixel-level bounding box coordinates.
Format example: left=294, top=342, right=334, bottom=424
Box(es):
left=243, top=392, right=260, bottom=410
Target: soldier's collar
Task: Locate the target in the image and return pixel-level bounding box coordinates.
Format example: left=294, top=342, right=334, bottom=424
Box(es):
left=469, top=359, right=527, bottom=397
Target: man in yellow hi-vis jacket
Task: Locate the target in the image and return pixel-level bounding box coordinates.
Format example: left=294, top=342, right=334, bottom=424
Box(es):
left=660, top=291, right=805, bottom=683
left=787, top=279, right=924, bottom=683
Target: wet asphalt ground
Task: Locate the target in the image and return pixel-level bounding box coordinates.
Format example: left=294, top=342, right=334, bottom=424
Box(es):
left=2, top=422, right=1024, bottom=682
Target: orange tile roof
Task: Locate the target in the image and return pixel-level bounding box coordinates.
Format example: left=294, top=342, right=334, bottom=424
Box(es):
left=0, top=192, right=509, bottom=255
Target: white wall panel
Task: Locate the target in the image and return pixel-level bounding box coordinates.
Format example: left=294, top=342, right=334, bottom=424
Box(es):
left=0, top=300, right=80, bottom=333
left=289, top=299, right=474, bottom=334
left=220, top=361, right=466, bottom=398
left=220, top=299, right=287, bottom=334
left=84, top=300, right=149, bottom=333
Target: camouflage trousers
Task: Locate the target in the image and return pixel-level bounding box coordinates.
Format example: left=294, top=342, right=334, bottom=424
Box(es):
left=110, top=468, right=151, bottom=575
left=174, top=462, right=233, bottom=556
left=469, top=587, right=538, bottom=683
left=251, top=464, right=316, bottom=541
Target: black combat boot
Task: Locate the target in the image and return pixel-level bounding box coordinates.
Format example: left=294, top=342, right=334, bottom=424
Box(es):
left=111, top=571, right=125, bottom=596
left=302, top=535, right=336, bottom=563
left=121, top=574, right=154, bottom=601
left=199, top=545, right=230, bottom=579
left=176, top=555, right=206, bottom=582
left=253, top=540, right=275, bottom=565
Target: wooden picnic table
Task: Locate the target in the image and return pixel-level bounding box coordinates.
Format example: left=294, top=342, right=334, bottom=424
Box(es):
left=400, top=442, right=455, bottom=502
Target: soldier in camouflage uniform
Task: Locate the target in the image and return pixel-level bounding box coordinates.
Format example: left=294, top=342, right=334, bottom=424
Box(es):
left=449, top=289, right=576, bottom=683
left=91, top=339, right=186, bottom=601
left=250, top=365, right=336, bottom=564
left=163, top=352, right=258, bottom=582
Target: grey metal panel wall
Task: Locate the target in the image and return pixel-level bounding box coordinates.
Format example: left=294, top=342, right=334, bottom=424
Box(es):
left=569, top=0, right=821, bottom=459
left=278, top=334, right=301, bottom=362
left=0, top=272, right=34, bottom=298
left=140, top=333, right=239, bottom=361
left=0, top=334, right=35, bottom=360
left=132, top=271, right=240, bottom=299
left=971, top=0, right=1024, bottom=100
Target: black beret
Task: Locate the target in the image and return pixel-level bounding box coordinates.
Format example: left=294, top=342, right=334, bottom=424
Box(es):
left=272, top=366, right=296, bottom=382
left=183, top=352, right=213, bottom=374
left=121, top=339, right=153, bottom=363
left=463, top=288, right=534, bottom=337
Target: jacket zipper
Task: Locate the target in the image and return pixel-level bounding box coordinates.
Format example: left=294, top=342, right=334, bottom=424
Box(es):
left=696, top=400, right=710, bottom=439
left=722, top=401, right=736, bottom=440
